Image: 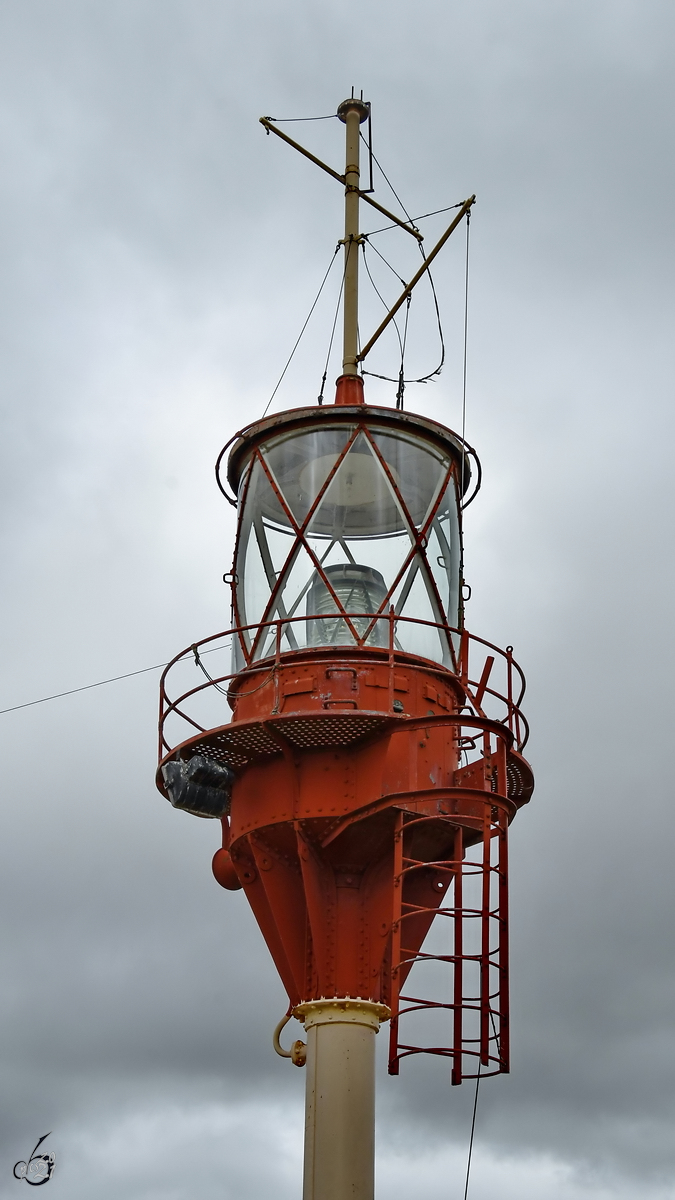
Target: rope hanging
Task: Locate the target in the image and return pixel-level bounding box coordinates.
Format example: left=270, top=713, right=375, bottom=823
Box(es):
left=360, top=234, right=446, bottom=389
left=356, top=141, right=448, bottom=390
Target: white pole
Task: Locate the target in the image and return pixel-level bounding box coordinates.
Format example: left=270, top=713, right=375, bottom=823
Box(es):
left=337, top=97, right=369, bottom=377
left=296, top=999, right=389, bottom=1200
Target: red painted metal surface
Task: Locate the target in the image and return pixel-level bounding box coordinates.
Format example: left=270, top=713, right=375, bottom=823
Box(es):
left=157, top=613, right=532, bottom=1080
left=158, top=402, right=532, bottom=1082
left=334, top=374, right=365, bottom=405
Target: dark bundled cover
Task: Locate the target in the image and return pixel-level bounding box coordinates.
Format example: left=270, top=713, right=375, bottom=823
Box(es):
left=162, top=755, right=233, bottom=818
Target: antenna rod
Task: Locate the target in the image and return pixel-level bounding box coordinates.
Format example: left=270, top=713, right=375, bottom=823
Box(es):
left=259, top=118, right=423, bottom=240
left=338, top=97, right=370, bottom=377
left=357, top=195, right=476, bottom=364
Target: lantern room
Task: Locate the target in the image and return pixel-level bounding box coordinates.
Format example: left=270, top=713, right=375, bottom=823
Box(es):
left=221, top=403, right=473, bottom=672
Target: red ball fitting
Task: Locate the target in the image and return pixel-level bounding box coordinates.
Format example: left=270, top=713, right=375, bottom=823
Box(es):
left=212, top=848, right=243, bottom=891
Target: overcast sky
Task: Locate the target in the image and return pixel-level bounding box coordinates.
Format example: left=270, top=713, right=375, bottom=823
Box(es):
left=1, top=2, right=674, bottom=1198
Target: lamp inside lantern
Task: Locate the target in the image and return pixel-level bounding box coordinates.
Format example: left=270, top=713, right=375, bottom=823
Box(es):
left=306, top=563, right=389, bottom=648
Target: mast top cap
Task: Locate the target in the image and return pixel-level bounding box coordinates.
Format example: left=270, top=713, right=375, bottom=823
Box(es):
left=337, top=97, right=370, bottom=124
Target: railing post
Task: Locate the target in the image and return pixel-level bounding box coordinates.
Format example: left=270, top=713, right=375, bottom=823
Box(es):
left=459, top=630, right=469, bottom=688
left=480, top=801, right=491, bottom=1067
left=452, top=824, right=464, bottom=1086
left=505, top=644, right=515, bottom=735
left=388, top=606, right=395, bottom=712
left=498, top=812, right=510, bottom=1071
left=388, top=809, right=404, bottom=1075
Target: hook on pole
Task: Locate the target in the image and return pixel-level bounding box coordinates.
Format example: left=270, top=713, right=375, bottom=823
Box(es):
left=273, top=1011, right=307, bottom=1067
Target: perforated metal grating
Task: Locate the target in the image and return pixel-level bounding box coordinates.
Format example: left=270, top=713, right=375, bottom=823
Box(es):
left=228, top=726, right=279, bottom=751
left=169, top=713, right=393, bottom=772
left=181, top=740, right=249, bottom=769
left=183, top=725, right=281, bottom=770
left=279, top=715, right=390, bottom=749
left=506, top=753, right=534, bottom=804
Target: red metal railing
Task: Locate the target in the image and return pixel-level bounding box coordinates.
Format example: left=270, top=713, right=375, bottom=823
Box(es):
left=158, top=611, right=528, bottom=763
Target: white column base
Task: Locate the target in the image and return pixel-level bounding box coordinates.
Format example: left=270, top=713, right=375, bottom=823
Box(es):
left=295, top=999, right=390, bottom=1200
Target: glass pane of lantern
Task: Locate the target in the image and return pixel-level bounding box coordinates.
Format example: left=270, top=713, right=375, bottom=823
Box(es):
left=242, top=521, right=269, bottom=629
left=236, top=462, right=266, bottom=627
left=425, top=524, right=453, bottom=621
left=391, top=563, right=451, bottom=664
left=262, top=426, right=354, bottom=529
left=305, top=430, right=408, bottom=539
left=369, top=429, right=450, bottom=528
left=259, top=541, right=319, bottom=656
left=426, top=481, right=461, bottom=629
left=240, top=449, right=288, bottom=530
left=236, top=458, right=295, bottom=631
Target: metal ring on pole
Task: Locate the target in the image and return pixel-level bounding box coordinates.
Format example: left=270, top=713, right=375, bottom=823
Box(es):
left=459, top=440, right=482, bottom=508
left=215, top=431, right=243, bottom=507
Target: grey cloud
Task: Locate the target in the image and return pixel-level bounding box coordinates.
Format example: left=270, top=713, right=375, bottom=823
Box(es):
left=1, top=1, right=674, bottom=1196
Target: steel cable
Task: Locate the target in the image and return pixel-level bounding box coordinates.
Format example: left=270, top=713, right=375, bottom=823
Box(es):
left=357, top=140, right=447, bottom=386
left=317, top=239, right=351, bottom=403
left=261, top=242, right=341, bottom=418
left=0, top=642, right=231, bottom=716
left=462, top=1065, right=481, bottom=1200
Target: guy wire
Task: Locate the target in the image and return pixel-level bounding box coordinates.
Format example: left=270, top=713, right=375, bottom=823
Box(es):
left=318, top=239, right=350, bottom=404
left=364, top=202, right=464, bottom=238
left=462, top=1062, right=481, bottom=1200
left=262, top=242, right=340, bottom=418
left=397, top=296, right=411, bottom=409
left=460, top=210, right=471, bottom=501
left=359, top=142, right=446, bottom=385
left=363, top=234, right=406, bottom=285
left=0, top=642, right=232, bottom=717
left=361, top=241, right=410, bottom=408
left=361, top=242, right=404, bottom=358
left=361, top=134, right=417, bottom=229
left=361, top=235, right=445, bottom=385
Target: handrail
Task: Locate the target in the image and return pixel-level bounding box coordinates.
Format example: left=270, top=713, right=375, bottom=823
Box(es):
left=158, top=612, right=529, bottom=760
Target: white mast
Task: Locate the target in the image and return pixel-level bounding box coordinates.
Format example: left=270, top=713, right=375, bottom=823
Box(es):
left=337, top=95, right=369, bottom=378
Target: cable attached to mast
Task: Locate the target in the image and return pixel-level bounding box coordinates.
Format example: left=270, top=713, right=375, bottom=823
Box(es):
left=360, top=234, right=445, bottom=389
left=460, top=209, right=471, bottom=499
left=261, top=242, right=340, bottom=418
left=318, top=242, right=350, bottom=404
